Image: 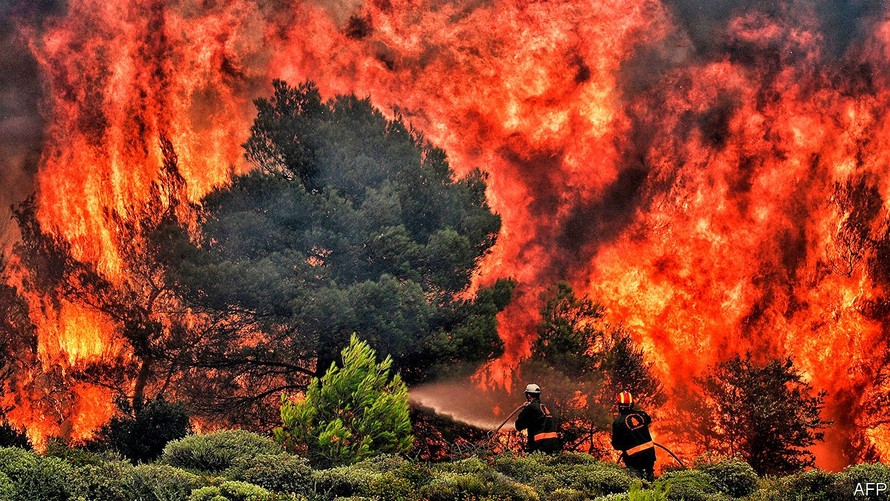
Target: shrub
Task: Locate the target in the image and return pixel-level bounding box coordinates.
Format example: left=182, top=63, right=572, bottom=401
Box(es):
left=496, top=462, right=560, bottom=497
left=190, top=486, right=228, bottom=501
left=434, top=457, right=489, bottom=475
left=422, top=458, right=539, bottom=501
left=751, top=469, right=832, bottom=501
left=696, top=458, right=758, bottom=497
left=493, top=453, right=633, bottom=498
left=90, top=397, right=191, bottom=462
left=313, top=463, right=415, bottom=500
left=547, top=489, right=586, bottom=501
left=0, top=472, right=14, bottom=499
left=654, top=469, right=718, bottom=501
left=225, top=453, right=312, bottom=494
left=44, top=441, right=125, bottom=467
left=74, top=460, right=135, bottom=501
left=162, top=430, right=283, bottom=473
left=829, top=463, right=890, bottom=500
left=625, top=482, right=670, bottom=501
left=313, top=466, right=377, bottom=498
left=274, top=335, right=413, bottom=467
left=122, top=463, right=202, bottom=501
left=220, top=480, right=272, bottom=499
left=420, top=472, right=486, bottom=501
left=552, top=462, right=635, bottom=497
left=493, top=453, right=551, bottom=483
left=547, top=452, right=603, bottom=466
left=0, top=446, right=79, bottom=500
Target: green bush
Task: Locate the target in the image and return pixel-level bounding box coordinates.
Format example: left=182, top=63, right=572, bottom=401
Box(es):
left=420, top=472, right=486, bottom=501
left=547, top=452, right=603, bottom=466
left=696, top=458, right=758, bottom=497
left=190, top=486, right=229, bottom=501
left=0, top=446, right=79, bottom=500
left=74, top=460, right=135, bottom=501
left=493, top=453, right=632, bottom=498
left=829, top=463, right=890, bottom=500
left=44, top=441, right=126, bottom=468
left=546, top=489, right=586, bottom=501
left=313, top=466, right=375, bottom=498
left=313, top=464, right=415, bottom=500
left=121, top=463, right=202, bottom=501
left=592, top=495, right=629, bottom=501
left=623, top=482, right=670, bottom=501
left=552, top=462, right=634, bottom=497
left=753, top=469, right=834, bottom=501
left=352, top=454, right=433, bottom=488
left=493, top=453, right=551, bottom=483
left=225, top=453, right=312, bottom=494
left=422, top=458, right=539, bottom=501
left=654, top=469, right=718, bottom=501
left=434, top=457, right=489, bottom=475
left=220, top=481, right=273, bottom=499
left=275, top=335, right=413, bottom=467
left=162, top=430, right=283, bottom=473
left=0, top=471, right=14, bottom=499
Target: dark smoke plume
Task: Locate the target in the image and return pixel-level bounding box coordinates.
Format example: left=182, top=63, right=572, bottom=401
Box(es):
left=0, top=0, right=67, bottom=245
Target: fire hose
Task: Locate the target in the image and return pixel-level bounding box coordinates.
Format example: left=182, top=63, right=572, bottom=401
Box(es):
left=484, top=404, right=687, bottom=470
left=654, top=442, right=686, bottom=468
left=619, top=442, right=686, bottom=469
left=484, top=402, right=528, bottom=447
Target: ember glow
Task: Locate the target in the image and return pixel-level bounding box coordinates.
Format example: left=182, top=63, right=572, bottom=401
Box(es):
left=4, top=0, right=890, bottom=467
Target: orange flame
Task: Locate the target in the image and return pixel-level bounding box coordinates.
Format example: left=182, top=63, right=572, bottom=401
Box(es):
left=7, top=0, right=890, bottom=466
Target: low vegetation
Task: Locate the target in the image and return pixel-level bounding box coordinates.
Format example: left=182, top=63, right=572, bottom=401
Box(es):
left=0, top=436, right=886, bottom=500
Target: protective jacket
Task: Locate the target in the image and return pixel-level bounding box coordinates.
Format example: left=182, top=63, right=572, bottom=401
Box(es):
left=611, top=407, right=656, bottom=469
left=515, top=399, right=560, bottom=453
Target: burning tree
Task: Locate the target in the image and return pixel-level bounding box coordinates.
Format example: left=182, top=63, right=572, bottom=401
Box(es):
left=516, top=282, right=664, bottom=455
left=0, top=138, right=228, bottom=442
left=0, top=78, right=510, bottom=441
left=827, top=177, right=890, bottom=464
left=689, top=354, right=829, bottom=476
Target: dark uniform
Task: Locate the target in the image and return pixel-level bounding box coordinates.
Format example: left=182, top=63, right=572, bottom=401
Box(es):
left=611, top=407, right=656, bottom=481
left=515, top=399, right=560, bottom=453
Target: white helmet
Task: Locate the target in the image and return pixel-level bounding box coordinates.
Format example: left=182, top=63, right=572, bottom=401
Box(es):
left=525, top=383, right=542, bottom=395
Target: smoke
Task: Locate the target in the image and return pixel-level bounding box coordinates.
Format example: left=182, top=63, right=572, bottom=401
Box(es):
left=661, top=0, right=882, bottom=59
left=0, top=1, right=57, bottom=245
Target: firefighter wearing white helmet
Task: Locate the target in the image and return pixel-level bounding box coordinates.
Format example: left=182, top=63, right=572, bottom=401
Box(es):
left=514, top=383, right=560, bottom=453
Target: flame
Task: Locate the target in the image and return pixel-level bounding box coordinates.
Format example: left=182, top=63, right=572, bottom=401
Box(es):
left=5, top=0, right=890, bottom=466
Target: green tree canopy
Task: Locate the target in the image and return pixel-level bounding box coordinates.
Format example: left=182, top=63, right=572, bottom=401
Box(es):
left=274, top=334, right=413, bottom=467
left=692, top=353, right=828, bottom=475
left=516, top=282, right=664, bottom=454
left=156, top=80, right=510, bottom=422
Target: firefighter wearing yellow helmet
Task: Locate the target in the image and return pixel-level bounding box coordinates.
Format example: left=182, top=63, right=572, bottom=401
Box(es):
left=515, top=383, right=561, bottom=453
left=611, top=391, right=655, bottom=481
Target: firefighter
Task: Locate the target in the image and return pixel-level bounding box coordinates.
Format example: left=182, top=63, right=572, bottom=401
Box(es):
left=514, top=383, right=561, bottom=453
left=611, top=391, right=656, bottom=481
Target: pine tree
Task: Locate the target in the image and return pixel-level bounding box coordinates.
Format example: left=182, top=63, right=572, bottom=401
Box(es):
left=274, top=334, right=413, bottom=467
